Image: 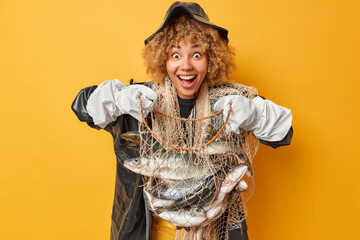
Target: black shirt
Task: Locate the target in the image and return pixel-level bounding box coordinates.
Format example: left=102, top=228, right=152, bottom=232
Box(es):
left=177, top=96, right=196, bottom=118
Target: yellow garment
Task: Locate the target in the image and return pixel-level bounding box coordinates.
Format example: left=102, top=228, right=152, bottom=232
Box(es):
left=151, top=216, right=177, bottom=240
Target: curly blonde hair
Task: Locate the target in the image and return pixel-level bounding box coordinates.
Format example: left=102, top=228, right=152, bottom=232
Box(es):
left=143, top=14, right=235, bottom=87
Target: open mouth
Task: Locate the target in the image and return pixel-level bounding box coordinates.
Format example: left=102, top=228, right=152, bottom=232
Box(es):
left=177, top=75, right=197, bottom=88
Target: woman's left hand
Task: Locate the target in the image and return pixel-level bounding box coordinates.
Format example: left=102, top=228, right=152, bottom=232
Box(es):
left=213, top=95, right=292, bottom=141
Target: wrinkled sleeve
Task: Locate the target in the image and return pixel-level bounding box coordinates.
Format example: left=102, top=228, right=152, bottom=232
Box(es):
left=71, top=85, right=113, bottom=132
left=254, top=95, right=293, bottom=148
left=249, top=96, right=293, bottom=142
left=85, top=79, right=127, bottom=128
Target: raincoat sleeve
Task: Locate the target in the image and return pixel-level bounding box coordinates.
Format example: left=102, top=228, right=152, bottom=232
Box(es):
left=259, top=126, right=293, bottom=148
left=71, top=85, right=114, bottom=133
left=256, top=95, right=293, bottom=148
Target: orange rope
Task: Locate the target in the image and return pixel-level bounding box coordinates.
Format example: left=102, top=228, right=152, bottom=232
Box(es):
left=153, top=109, right=223, bottom=121
left=138, top=97, right=232, bottom=151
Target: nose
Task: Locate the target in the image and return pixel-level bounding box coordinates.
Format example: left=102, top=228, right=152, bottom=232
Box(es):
left=180, top=57, right=193, bottom=71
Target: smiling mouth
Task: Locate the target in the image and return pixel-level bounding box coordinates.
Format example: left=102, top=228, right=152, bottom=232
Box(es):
left=177, top=75, right=197, bottom=87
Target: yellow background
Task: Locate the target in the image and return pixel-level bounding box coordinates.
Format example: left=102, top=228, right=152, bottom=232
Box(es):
left=1, top=0, right=359, bottom=239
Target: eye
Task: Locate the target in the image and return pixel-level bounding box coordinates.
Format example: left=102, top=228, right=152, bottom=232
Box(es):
left=193, top=53, right=201, bottom=59
left=195, top=207, right=203, bottom=212
left=133, top=158, right=141, bottom=165
left=172, top=53, right=180, bottom=58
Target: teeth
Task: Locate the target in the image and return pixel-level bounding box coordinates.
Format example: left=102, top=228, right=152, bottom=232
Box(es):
left=178, top=75, right=196, bottom=80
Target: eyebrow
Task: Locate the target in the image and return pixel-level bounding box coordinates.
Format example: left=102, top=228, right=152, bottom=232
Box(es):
left=174, top=44, right=200, bottom=49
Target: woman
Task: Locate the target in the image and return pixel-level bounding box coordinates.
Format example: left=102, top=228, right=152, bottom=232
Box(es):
left=72, top=2, right=293, bottom=240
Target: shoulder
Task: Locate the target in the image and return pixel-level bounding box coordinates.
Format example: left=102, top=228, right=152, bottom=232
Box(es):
left=130, top=79, right=153, bottom=89
left=209, top=82, right=258, bottom=101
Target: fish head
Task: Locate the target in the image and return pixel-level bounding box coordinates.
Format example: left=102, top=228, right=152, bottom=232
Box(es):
left=203, top=124, right=214, bottom=142
left=188, top=207, right=206, bottom=218
left=222, top=164, right=248, bottom=187
left=123, top=157, right=145, bottom=174
left=236, top=180, right=248, bottom=192
left=121, top=131, right=159, bottom=152
left=121, top=131, right=141, bottom=143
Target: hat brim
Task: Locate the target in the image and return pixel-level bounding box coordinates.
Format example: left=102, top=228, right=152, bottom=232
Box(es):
left=144, top=6, right=228, bottom=45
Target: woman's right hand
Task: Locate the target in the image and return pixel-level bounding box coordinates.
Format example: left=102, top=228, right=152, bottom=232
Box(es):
left=86, top=79, right=157, bottom=128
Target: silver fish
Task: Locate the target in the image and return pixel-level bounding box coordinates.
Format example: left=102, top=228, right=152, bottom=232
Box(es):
left=144, top=188, right=173, bottom=211
left=204, top=125, right=254, bottom=177
left=150, top=169, right=222, bottom=200
left=121, top=131, right=160, bottom=152
left=150, top=175, right=211, bottom=201
left=203, top=199, right=227, bottom=222
left=236, top=180, right=248, bottom=192
left=203, top=164, right=248, bottom=220
left=148, top=164, right=248, bottom=228
left=150, top=170, right=223, bottom=211
left=122, top=130, right=252, bottom=181
left=194, top=227, right=205, bottom=240
left=123, top=153, right=210, bottom=180
left=234, top=147, right=254, bottom=177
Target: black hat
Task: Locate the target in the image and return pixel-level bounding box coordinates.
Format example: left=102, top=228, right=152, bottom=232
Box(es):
left=144, top=1, right=229, bottom=45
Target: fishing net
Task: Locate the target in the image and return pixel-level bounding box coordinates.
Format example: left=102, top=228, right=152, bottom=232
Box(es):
left=122, top=77, right=259, bottom=240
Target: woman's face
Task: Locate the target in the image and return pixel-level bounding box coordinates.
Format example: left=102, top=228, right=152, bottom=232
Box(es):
left=166, top=40, right=208, bottom=99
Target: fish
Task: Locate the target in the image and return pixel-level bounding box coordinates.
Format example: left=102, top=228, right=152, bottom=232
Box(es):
left=121, top=131, right=160, bottom=152
left=122, top=130, right=252, bottom=180
left=202, top=140, right=234, bottom=155
left=234, top=147, right=254, bottom=177
left=122, top=131, right=221, bottom=179
left=144, top=188, right=174, bottom=211
left=213, top=164, right=248, bottom=202
left=202, top=124, right=236, bottom=155
left=194, top=227, right=205, bottom=240
left=149, top=170, right=223, bottom=211
left=148, top=164, right=248, bottom=227
left=158, top=207, right=207, bottom=227
left=168, top=170, right=224, bottom=210
left=123, top=152, right=211, bottom=180
left=150, top=177, right=210, bottom=201
left=237, top=180, right=248, bottom=192
left=154, top=165, right=247, bottom=227
left=203, top=198, right=228, bottom=221
left=203, top=125, right=254, bottom=176
left=150, top=170, right=221, bottom=200
left=203, top=164, right=248, bottom=220
left=145, top=183, right=216, bottom=212
left=122, top=131, right=233, bottom=179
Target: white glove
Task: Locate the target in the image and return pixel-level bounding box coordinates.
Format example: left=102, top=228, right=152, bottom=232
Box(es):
left=86, top=79, right=157, bottom=128
left=213, top=95, right=292, bottom=141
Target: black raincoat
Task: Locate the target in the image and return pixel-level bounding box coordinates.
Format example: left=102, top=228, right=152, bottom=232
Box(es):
left=71, top=82, right=293, bottom=240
